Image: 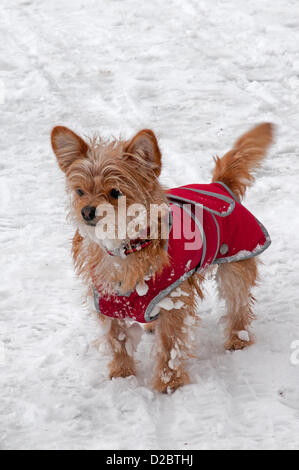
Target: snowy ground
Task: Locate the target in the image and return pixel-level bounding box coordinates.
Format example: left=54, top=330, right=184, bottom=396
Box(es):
left=1, top=0, right=299, bottom=450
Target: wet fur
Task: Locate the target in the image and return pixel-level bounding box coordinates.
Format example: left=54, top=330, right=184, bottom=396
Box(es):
left=51, top=123, right=273, bottom=393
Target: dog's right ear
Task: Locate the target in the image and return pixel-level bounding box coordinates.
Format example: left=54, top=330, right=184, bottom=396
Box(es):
left=125, top=129, right=162, bottom=177
left=51, top=126, right=89, bottom=173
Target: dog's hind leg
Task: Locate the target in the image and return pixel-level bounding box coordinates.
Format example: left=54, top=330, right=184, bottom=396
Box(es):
left=216, top=258, right=259, bottom=350
left=107, top=318, right=136, bottom=379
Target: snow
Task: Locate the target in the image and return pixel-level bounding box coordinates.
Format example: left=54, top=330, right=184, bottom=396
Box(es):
left=125, top=323, right=143, bottom=357
left=1, top=0, right=299, bottom=450
left=148, top=296, right=185, bottom=320
left=136, top=282, right=149, bottom=297
left=168, top=344, right=183, bottom=371
left=170, top=287, right=189, bottom=297
left=185, top=259, right=192, bottom=271
left=238, top=330, right=250, bottom=342
left=154, top=297, right=185, bottom=312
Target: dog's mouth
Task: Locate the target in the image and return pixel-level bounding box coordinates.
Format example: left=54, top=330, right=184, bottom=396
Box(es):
left=83, top=220, right=97, bottom=227
left=100, top=237, right=152, bottom=258
left=113, top=239, right=152, bottom=257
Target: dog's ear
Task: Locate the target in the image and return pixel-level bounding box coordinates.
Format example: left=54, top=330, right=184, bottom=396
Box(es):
left=51, top=126, right=89, bottom=173
left=126, top=129, right=162, bottom=176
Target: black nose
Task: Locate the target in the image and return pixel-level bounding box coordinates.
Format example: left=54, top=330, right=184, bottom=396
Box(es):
left=81, top=206, right=96, bottom=222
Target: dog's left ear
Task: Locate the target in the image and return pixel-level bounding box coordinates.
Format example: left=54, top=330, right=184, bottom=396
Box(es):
left=126, top=129, right=162, bottom=177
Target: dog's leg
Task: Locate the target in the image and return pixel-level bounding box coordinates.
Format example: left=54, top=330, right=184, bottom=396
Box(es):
left=153, top=279, right=199, bottom=393
left=107, top=318, right=136, bottom=379
left=144, top=320, right=158, bottom=334
left=216, top=258, right=258, bottom=350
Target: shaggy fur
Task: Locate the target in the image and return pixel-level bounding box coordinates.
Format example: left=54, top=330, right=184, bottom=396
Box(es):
left=51, top=123, right=273, bottom=393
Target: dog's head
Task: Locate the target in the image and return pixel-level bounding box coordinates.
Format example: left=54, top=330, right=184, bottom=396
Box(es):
left=51, top=126, right=168, bottom=256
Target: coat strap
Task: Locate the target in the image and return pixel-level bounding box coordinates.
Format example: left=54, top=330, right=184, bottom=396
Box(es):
left=168, top=188, right=235, bottom=217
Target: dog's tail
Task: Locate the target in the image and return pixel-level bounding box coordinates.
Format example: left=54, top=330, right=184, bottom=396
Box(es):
left=212, top=123, right=274, bottom=200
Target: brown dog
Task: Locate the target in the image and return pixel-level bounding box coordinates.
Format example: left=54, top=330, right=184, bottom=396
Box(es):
left=51, top=123, right=273, bottom=393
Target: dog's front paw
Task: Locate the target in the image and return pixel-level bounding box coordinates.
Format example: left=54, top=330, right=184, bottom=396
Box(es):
left=153, top=368, right=190, bottom=394
left=109, top=355, right=136, bottom=379
left=225, top=331, right=254, bottom=351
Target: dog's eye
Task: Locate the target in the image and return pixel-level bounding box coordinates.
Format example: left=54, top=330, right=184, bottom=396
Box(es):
left=76, top=188, right=85, bottom=197
left=110, top=188, right=122, bottom=199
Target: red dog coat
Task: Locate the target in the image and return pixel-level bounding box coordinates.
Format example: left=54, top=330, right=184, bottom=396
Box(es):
left=93, top=182, right=270, bottom=323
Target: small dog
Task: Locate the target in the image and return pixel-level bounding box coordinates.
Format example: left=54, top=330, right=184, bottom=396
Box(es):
left=51, top=123, right=273, bottom=393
